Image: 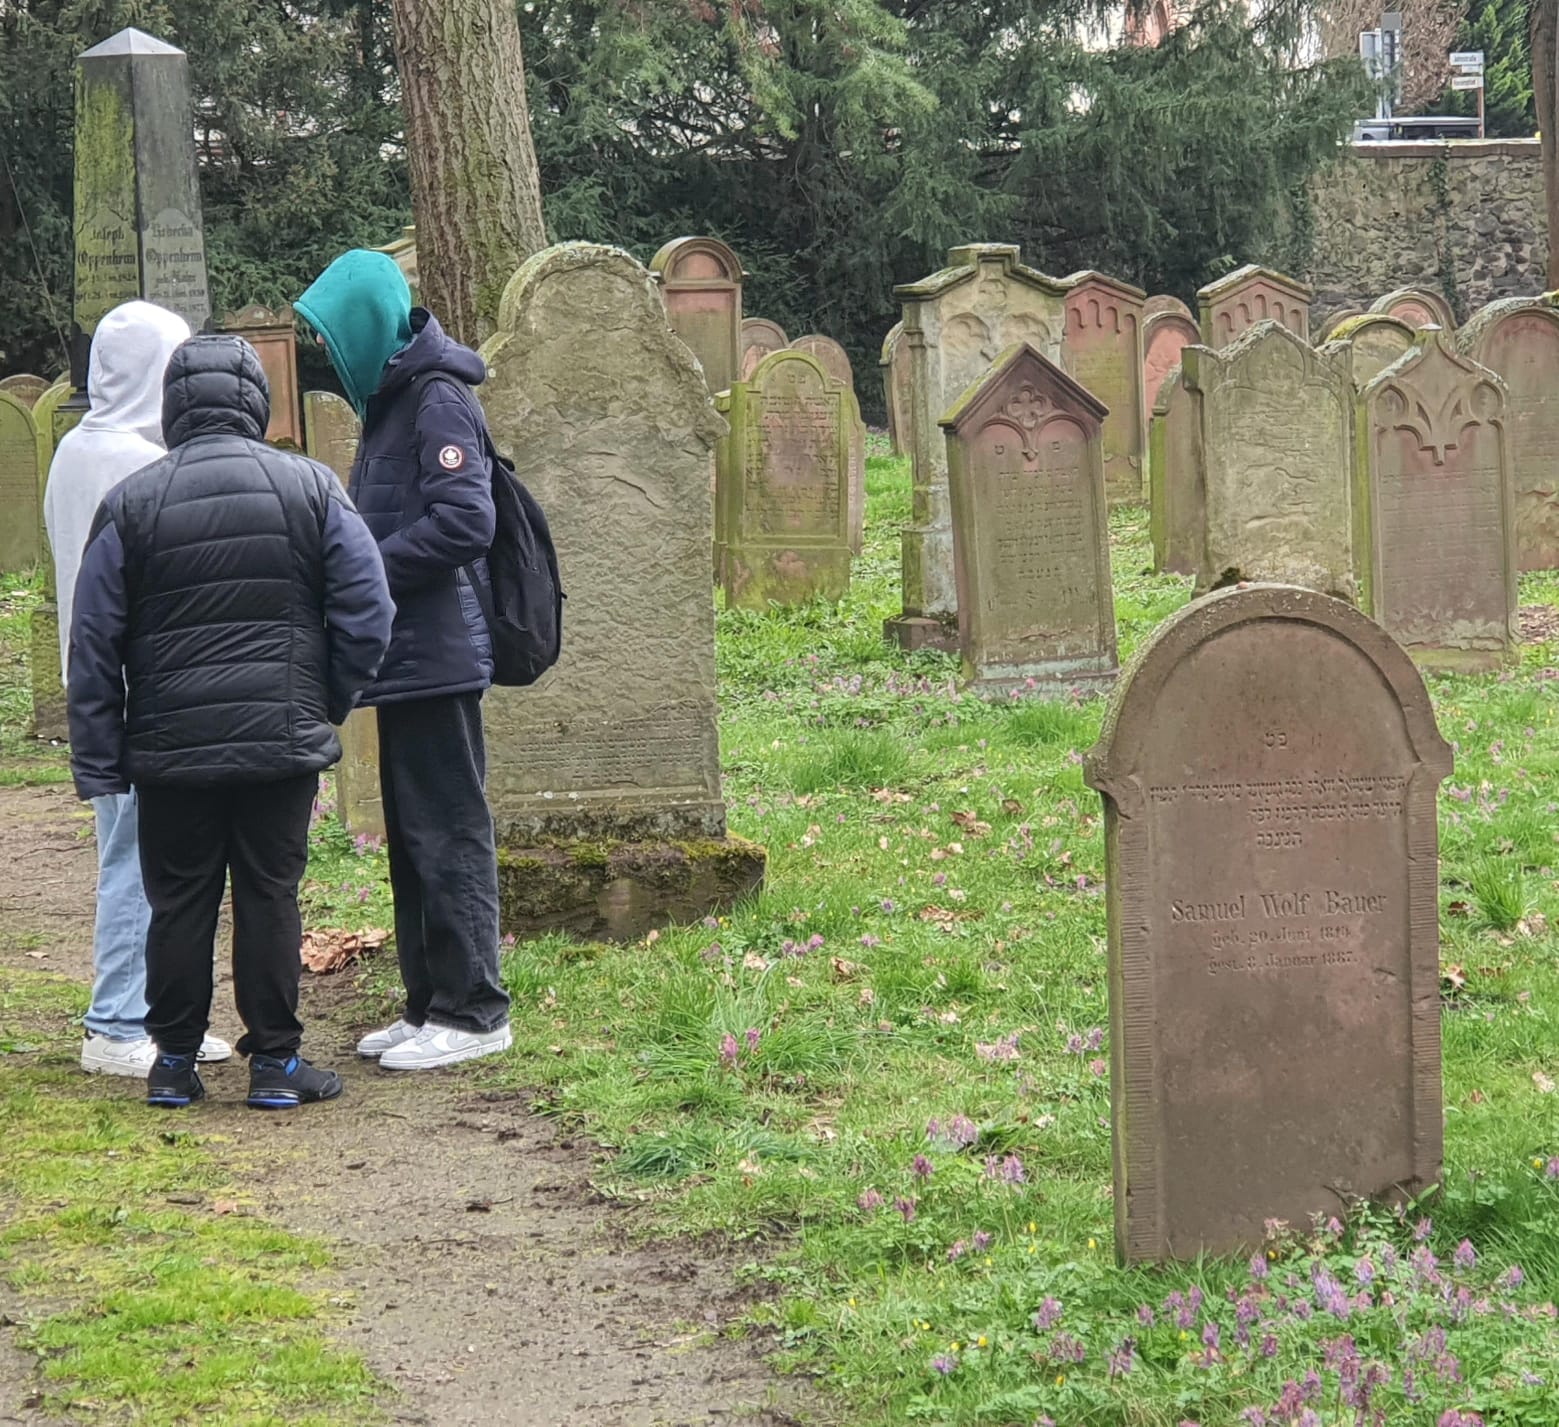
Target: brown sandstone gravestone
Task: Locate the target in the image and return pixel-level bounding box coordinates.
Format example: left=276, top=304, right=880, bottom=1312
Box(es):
left=650, top=236, right=745, bottom=397
left=1142, top=294, right=1194, bottom=324
left=888, top=243, right=1071, bottom=651
left=1063, top=271, right=1147, bottom=507
left=881, top=322, right=910, bottom=457
left=1148, top=364, right=1203, bottom=576
left=1183, top=322, right=1356, bottom=599
left=0, top=375, right=50, bottom=409
left=1357, top=331, right=1517, bottom=671
left=0, top=391, right=41, bottom=575
left=303, top=391, right=382, bottom=840
left=1320, top=308, right=1366, bottom=341
left=1085, top=584, right=1451, bottom=1264
left=1371, top=286, right=1456, bottom=332
left=1319, top=313, right=1416, bottom=389
left=716, top=349, right=852, bottom=608
left=1142, top=309, right=1200, bottom=413
left=790, top=335, right=866, bottom=552
left=1456, top=298, right=1559, bottom=571
left=943, top=342, right=1117, bottom=693
left=740, top=318, right=789, bottom=380
left=479, top=242, right=763, bottom=940
left=225, top=303, right=301, bottom=447
left=1197, top=265, right=1311, bottom=348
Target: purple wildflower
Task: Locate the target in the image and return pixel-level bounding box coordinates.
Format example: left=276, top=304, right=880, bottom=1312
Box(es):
left=719, top=1032, right=740, bottom=1066
left=880, top=899, right=896, bottom=913
left=1414, top=1217, right=1434, bottom=1241
left=1137, top=1304, right=1155, bottom=1327
left=1032, top=1296, right=1063, bottom=1331
left=975, top=1033, right=1021, bottom=1062
left=1088, top=1057, right=1106, bottom=1077
left=1355, top=1256, right=1375, bottom=1286
left=859, top=934, right=882, bottom=949
left=1085, top=1026, right=1105, bottom=1051
left=1249, top=1253, right=1269, bottom=1281
left=1501, top=1264, right=1526, bottom=1289
left=1454, top=1239, right=1478, bottom=1270
left=972, top=1230, right=992, bottom=1251
left=744, top=1027, right=761, bottom=1052
left=807, top=933, right=825, bottom=952
left=1065, top=1033, right=1086, bottom=1055
left=1546, top=1157, right=1559, bottom=1179
left=930, top=1352, right=957, bottom=1376
left=911, top=1154, right=934, bottom=1180
left=1107, top=1338, right=1135, bottom=1378
left=857, top=1189, right=884, bottom=1212
left=947, top=1240, right=966, bottom=1262
left=1048, top=1331, right=1086, bottom=1364
left=1259, top=1332, right=1279, bottom=1358
left=999, top=1153, right=1026, bottom=1184
left=895, top=1196, right=917, bottom=1223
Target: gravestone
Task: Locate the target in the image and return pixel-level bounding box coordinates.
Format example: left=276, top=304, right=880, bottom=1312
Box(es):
left=479, top=242, right=763, bottom=940
left=1085, top=584, right=1451, bottom=1264
left=1357, top=331, right=1517, bottom=670
left=650, top=236, right=745, bottom=397
left=942, top=342, right=1117, bottom=693
left=1062, top=271, right=1147, bottom=507
left=303, top=390, right=382, bottom=839
left=1319, top=313, right=1416, bottom=388
left=717, top=350, right=852, bottom=607
left=1456, top=299, right=1559, bottom=571
left=1183, top=322, right=1356, bottom=599
left=740, top=318, right=789, bottom=379
left=68, top=29, right=210, bottom=408
left=790, top=335, right=865, bottom=552
left=0, top=392, right=41, bottom=575
left=1148, top=364, right=1203, bottom=576
left=888, top=243, right=1070, bottom=651
left=1142, top=294, right=1194, bottom=323
left=25, top=378, right=70, bottom=740
left=1142, top=309, right=1200, bottom=412
left=0, top=375, right=49, bottom=409
left=880, top=322, right=910, bottom=457
left=1197, top=265, right=1311, bottom=348
left=226, top=303, right=301, bottom=447
left=1371, top=286, right=1456, bottom=332
left=376, top=225, right=420, bottom=302
left=1320, top=308, right=1366, bottom=341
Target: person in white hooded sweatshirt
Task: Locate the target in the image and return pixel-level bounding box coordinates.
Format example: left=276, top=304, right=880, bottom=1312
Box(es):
left=44, top=300, right=233, bottom=1077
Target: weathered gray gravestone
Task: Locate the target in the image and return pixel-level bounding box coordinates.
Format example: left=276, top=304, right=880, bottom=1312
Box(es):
left=479, top=242, right=764, bottom=940
left=888, top=244, right=1070, bottom=651
left=739, top=318, right=789, bottom=380
left=1319, top=313, right=1417, bottom=389
left=0, top=392, right=41, bottom=575
left=303, top=391, right=383, bottom=839
left=943, top=342, right=1117, bottom=693
left=650, top=236, right=745, bottom=397
left=1372, top=286, right=1456, bottom=332
left=28, top=377, right=70, bottom=740
left=1197, top=264, right=1311, bottom=348
left=1456, top=298, right=1559, bottom=571
left=716, top=349, right=852, bottom=608
left=1085, top=584, right=1452, bottom=1263
left=1148, top=364, right=1203, bottom=577
left=790, top=334, right=865, bottom=553
left=1183, top=322, right=1356, bottom=600
left=0, top=375, right=50, bottom=409
left=1062, top=271, right=1147, bottom=507
left=1357, top=331, right=1518, bottom=671
left=880, top=322, right=910, bottom=457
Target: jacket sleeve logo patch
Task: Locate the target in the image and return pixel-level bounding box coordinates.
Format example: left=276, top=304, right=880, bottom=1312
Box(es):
left=438, top=445, right=466, bottom=471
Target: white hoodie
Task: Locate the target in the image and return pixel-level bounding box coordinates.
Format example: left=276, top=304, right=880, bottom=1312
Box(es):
left=43, top=301, right=191, bottom=683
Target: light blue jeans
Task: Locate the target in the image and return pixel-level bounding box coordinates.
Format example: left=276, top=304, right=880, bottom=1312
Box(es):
left=86, top=791, right=152, bottom=1041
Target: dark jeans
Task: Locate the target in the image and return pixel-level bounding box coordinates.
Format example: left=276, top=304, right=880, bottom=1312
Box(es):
left=377, top=693, right=509, bottom=1033
left=139, top=773, right=318, bottom=1058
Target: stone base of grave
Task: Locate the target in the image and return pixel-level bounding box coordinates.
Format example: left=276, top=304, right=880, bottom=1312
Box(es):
left=722, top=546, right=850, bottom=610
left=966, top=665, right=1118, bottom=699
left=30, top=604, right=67, bottom=742
left=497, top=835, right=767, bottom=943
left=883, top=614, right=959, bottom=653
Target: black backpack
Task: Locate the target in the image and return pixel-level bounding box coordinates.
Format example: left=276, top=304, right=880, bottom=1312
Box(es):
left=464, top=429, right=564, bottom=687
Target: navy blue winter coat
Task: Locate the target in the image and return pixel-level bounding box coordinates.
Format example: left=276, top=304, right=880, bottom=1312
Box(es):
left=67, top=335, right=395, bottom=798
left=347, top=311, right=496, bottom=705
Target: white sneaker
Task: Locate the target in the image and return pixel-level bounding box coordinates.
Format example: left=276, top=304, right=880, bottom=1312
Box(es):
left=198, top=1034, right=233, bottom=1063
left=81, top=1033, right=157, bottom=1077
left=378, top=1021, right=513, bottom=1071
left=356, top=1018, right=421, bottom=1058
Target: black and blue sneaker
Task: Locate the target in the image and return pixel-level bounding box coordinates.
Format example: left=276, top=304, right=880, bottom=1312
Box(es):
left=246, top=1054, right=344, bottom=1111
left=146, top=1053, right=205, bottom=1109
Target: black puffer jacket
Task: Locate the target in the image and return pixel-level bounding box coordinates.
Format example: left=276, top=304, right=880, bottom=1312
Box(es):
left=66, top=336, right=395, bottom=796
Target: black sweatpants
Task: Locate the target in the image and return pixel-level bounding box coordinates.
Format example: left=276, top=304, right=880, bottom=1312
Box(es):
left=139, top=773, right=318, bottom=1058
left=377, top=693, right=510, bottom=1034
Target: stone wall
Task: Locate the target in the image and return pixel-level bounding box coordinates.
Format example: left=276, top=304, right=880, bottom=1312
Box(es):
left=1306, top=140, right=1548, bottom=332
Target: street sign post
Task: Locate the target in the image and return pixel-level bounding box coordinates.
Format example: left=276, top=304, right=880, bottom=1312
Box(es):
left=1449, top=51, right=1486, bottom=137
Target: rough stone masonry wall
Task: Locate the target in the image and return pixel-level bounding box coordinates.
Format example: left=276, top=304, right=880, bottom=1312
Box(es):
left=1305, top=140, right=1549, bottom=332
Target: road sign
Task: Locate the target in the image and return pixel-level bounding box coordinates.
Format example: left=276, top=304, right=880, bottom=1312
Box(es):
left=1451, top=74, right=1485, bottom=90
left=1450, top=51, right=1485, bottom=70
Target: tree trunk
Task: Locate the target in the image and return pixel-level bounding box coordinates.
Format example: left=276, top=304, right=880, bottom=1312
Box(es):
left=1534, top=0, right=1559, bottom=288
left=390, top=0, right=547, bottom=345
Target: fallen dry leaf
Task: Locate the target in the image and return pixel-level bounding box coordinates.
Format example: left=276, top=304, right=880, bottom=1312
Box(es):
left=1002, top=799, right=1024, bottom=816
left=1534, top=1070, right=1555, bottom=1095
left=211, top=1198, right=241, bottom=1216
left=830, top=957, right=863, bottom=980
left=299, top=927, right=389, bottom=975
left=1519, top=912, right=1549, bottom=939
left=951, top=811, right=992, bottom=837
left=1441, top=964, right=1467, bottom=992
left=1447, top=900, right=1472, bottom=919
left=743, top=952, right=769, bottom=972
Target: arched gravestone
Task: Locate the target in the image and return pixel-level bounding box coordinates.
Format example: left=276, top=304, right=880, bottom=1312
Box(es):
left=1197, top=264, right=1311, bottom=348
left=478, top=243, right=763, bottom=940
left=0, top=375, right=50, bottom=408
left=1357, top=331, right=1518, bottom=671
left=888, top=243, right=1070, bottom=652
left=942, top=342, right=1117, bottom=694
left=1456, top=298, right=1559, bottom=571
left=1372, top=286, right=1456, bottom=332
left=0, top=391, right=41, bottom=574
left=1182, top=322, right=1356, bottom=600
left=1142, top=294, right=1194, bottom=323
left=650, top=236, right=745, bottom=397
left=880, top=322, right=910, bottom=457
left=1062, top=271, right=1147, bottom=508
left=1148, top=363, right=1203, bottom=577
left=739, top=318, right=789, bottom=380
left=225, top=303, right=301, bottom=447
left=716, top=349, right=852, bottom=608
left=28, top=377, right=72, bottom=741
left=1318, top=313, right=1416, bottom=389
left=1142, top=309, right=1199, bottom=412
left=303, top=391, right=382, bottom=840
left=1085, top=585, right=1452, bottom=1264
left=790, top=335, right=865, bottom=553
left=1319, top=308, right=1366, bottom=341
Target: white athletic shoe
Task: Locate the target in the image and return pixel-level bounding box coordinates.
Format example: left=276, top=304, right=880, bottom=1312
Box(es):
left=198, top=1034, right=234, bottom=1063
left=81, top=1033, right=157, bottom=1077
left=356, top=1018, right=421, bottom=1058
left=378, top=1021, right=513, bottom=1071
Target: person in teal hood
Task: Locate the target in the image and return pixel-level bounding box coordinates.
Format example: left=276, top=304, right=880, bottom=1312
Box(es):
left=298, top=249, right=512, bottom=1071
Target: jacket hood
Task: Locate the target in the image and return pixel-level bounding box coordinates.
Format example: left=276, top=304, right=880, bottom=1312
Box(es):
left=162, top=335, right=271, bottom=448
left=377, top=310, right=487, bottom=401
left=296, top=250, right=415, bottom=417
left=80, top=301, right=192, bottom=444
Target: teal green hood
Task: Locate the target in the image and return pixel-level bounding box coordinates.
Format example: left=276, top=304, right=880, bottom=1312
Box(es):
left=296, top=250, right=414, bottom=417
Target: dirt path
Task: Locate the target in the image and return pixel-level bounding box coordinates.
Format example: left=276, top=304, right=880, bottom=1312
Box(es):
left=0, top=785, right=814, bottom=1427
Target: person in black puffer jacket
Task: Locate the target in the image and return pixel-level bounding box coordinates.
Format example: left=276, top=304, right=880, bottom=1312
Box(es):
left=68, top=334, right=394, bottom=1112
